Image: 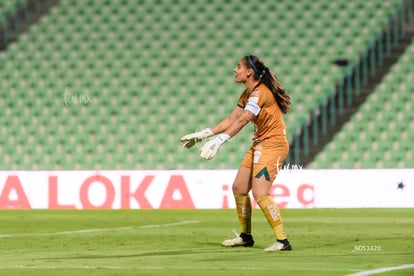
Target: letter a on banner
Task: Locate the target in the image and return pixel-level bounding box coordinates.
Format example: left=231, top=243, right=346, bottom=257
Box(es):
left=0, top=176, right=31, bottom=209
left=160, top=175, right=195, bottom=208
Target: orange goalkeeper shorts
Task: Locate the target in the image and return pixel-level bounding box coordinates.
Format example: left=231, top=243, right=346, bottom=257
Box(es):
left=240, top=138, right=289, bottom=182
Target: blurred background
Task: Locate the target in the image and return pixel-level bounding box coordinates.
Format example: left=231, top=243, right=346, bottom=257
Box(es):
left=0, top=0, right=413, bottom=170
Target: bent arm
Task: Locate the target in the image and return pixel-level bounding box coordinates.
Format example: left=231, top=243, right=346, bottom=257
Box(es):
left=210, top=106, right=243, bottom=134
left=211, top=107, right=254, bottom=138
left=223, top=109, right=255, bottom=137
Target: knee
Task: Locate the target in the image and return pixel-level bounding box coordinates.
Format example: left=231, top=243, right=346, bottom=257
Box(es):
left=232, top=185, right=248, bottom=195
left=252, top=189, right=271, bottom=201
left=232, top=185, right=239, bottom=195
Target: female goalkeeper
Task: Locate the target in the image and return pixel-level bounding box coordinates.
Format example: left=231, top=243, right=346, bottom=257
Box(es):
left=180, top=55, right=292, bottom=252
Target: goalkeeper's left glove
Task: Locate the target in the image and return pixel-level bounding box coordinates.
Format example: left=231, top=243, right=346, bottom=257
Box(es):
left=180, top=128, right=214, bottom=149
left=199, top=133, right=230, bottom=160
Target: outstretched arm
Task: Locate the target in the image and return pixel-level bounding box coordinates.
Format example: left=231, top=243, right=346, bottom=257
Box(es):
left=181, top=105, right=255, bottom=157
left=216, top=109, right=255, bottom=138
left=198, top=108, right=255, bottom=160
left=180, top=106, right=246, bottom=149
left=210, top=106, right=253, bottom=135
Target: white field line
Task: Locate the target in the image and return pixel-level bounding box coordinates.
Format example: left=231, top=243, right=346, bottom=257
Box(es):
left=0, top=220, right=199, bottom=239
left=345, top=264, right=414, bottom=276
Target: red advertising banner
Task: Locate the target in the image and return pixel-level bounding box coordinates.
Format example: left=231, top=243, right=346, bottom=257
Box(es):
left=0, top=169, right=412, bottom=209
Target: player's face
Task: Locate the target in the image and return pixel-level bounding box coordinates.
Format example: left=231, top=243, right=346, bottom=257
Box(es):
left=233, top=59, right=252, bottom=83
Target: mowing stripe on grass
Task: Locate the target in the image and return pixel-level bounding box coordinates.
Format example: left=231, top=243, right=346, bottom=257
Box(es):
left=0, top=265, right=361, bottom=273
left=0, top=220, right=199, bottom=239
left=345, top=264, right=414, bottom=276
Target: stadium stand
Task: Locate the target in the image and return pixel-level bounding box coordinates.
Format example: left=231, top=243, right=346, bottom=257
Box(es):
left=293, top=0, right=414, bottom=166
left=0, top=0, right=58, bottom=49
left=0, top=0, right=412, bottom=169
left=308, top=40, right=414, bottom=168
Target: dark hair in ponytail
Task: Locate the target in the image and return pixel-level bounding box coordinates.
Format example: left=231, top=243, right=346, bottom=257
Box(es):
left=245, top=55, right=291, bottom=114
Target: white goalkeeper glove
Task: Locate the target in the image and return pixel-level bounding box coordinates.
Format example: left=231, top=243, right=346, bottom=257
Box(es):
left=180, top=128, right=214, bottom=149
left=199, top=133, right=230, bottom=160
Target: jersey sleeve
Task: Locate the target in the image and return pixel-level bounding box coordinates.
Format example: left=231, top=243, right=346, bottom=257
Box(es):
left=237, top=91, right=248, bottom=109
left=244, top=89, right=262, bottom=116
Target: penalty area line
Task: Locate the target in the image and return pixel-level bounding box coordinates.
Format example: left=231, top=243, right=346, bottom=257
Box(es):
left=345, top=264, right=414, bottom=276
left=0, top=220, right=199, bottom=239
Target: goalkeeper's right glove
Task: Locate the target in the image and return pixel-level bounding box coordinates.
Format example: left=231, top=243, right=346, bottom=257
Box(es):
left=180, top=128, right=214, bottom=149
left=199, top=133, right=230, bottom=160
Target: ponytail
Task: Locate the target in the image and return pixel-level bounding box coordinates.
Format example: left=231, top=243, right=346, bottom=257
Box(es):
left=245, top=55, right=291, bottom=114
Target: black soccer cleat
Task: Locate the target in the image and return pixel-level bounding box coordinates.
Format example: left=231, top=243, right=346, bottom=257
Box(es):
left=222, top=231, right=254, bottom=247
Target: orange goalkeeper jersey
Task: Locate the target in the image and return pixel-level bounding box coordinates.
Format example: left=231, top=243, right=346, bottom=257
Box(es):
left=237, top=83, right=287, bottom=142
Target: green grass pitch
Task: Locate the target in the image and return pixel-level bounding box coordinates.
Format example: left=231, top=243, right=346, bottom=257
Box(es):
left=0, top=209, right=413, bottom=276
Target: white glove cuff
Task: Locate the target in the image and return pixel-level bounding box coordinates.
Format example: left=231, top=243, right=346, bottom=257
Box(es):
left=200, top=128, right=214, bottom=135
left=216, top=133, right=231, bottom=145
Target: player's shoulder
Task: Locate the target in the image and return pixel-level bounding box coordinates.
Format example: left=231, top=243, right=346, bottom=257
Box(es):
left=239, top=89, right=250, bottom=100
left=255, top=84, right=273, bottom=99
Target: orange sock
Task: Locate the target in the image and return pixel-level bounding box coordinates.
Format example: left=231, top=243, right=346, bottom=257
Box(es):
left=256, top=195, right=287, bottom=240
left=235, top=194, right=252, bottom=234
